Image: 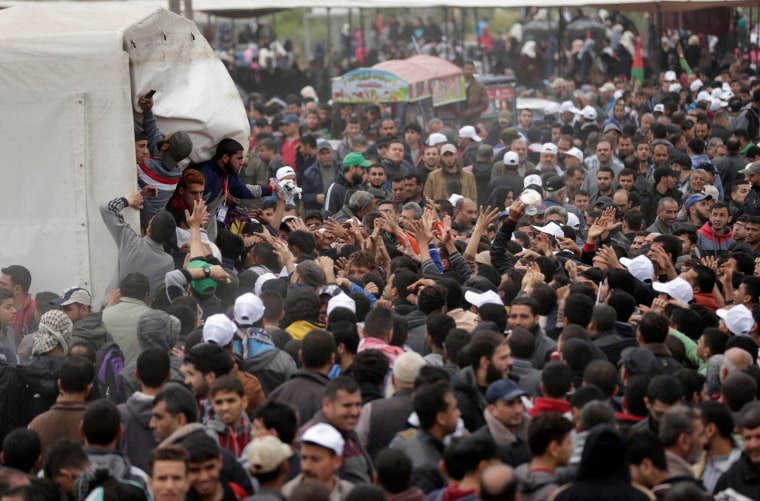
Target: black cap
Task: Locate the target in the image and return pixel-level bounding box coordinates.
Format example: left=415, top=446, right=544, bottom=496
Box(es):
left=462, top=275, right=498, bottom=294
left=545, top=176, right=566, bottom=193
left=619, top=347, right=662, bottom=376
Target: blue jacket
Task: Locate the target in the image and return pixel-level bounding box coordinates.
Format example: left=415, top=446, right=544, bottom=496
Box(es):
left=324, top=173, right=362, bottom=217
left=301, top=160, right=338, bottom=212
left=190, top=159, right=270, bottom=205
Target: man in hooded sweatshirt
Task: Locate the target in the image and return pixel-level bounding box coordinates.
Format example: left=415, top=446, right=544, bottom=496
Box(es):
left=118, top=349, right=170, bottom=472
left=78, top=400, right=149, bottom=491
left=514, top=412, right=573, bottom=501
left=551, top=424, right=655, bottom=500
left=118, top=310, right=184, bottom=403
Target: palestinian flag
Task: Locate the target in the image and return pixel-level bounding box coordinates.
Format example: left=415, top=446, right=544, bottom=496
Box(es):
left=631, top=38, right=644, bottom=86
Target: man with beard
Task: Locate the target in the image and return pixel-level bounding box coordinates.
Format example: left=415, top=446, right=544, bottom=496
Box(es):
left=366, top=164, right=391, bottom=200
left=535, top=143, right=563, bottom=177
left=452, top=330, right=513, bottom=431
left=324, top=152, right=371, bottom=216
left=646, top=197, right=679, bottom=235
left=299, top=377, right=373, bottom=485
left=181, top=344, right=234, bottom=424
left=714, top=407, right=760, bottom=498
left=423, top=144, right=477, bottom=200
left=616, top=134, right=634, bottom=162
left=453, top=197, right=478, bottom=231
left=583, top=141, right=624, bottom=201
left=417, top=145, right=440, bottom=186
left=642, top=167, right=681, bottom=227
left=680, top=193, right=712, bottom=229
left=659, top=407, right=708, bottom=481
left=508, top=297, right=556, bottom=370
left=589, top=167, right=616, bottom=208
left=730, top=181, right=751, bottom=219
left=191, top=139, right=273, bottom=240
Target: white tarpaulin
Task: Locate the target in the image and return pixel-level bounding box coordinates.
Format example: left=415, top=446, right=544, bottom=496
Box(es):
left=0, top=0, right=755, bottom=15
left=0, top=4, right=248, bottom=304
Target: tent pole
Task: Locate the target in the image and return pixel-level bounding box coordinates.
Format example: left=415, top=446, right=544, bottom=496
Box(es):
left=359, top=8, right=365, bottom=62
left=656, top=3, right=663, bottom=76
left=327, top=8, right=332, bottom=66
left=557, top=8, right=565, bottom=79
left=460, top=8, right=465, bottom=63
left=443, top=7, right=448, bottom=61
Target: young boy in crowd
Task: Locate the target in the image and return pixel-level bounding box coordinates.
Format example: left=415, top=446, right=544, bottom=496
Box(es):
left=207, top=375, right=251, bottom=458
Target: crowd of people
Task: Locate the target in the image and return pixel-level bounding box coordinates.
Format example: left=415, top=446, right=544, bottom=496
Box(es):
left=6, top=8, right=760, bottom=501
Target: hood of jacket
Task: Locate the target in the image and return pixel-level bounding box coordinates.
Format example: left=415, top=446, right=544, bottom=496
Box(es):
left=137, top=310, right=180, bottom=352
left=16, top=355, right=67, bottom=397
left=75, top=449, right=135, bottom=500
left=123, top=393, right=154, bottom=431
left=72, top=312, right=112, bottom=349
left=514, top=464, right=559, bottom=494
left=452, top=367, right=487, bottom=408
left=613, top=321, right=636, bottom=338
left=575, top=424, right=631, bottom=483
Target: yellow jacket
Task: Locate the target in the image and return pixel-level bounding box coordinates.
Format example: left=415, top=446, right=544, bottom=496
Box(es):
left=423, top=168, right=477, bottom=201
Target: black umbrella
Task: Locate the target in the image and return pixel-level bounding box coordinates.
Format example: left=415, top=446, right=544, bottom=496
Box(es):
left=566, top=18, right=606, bottom=44
left=523, top=19, right=554, bottom=41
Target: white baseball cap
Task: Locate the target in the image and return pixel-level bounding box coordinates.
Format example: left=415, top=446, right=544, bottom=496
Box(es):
left=458, top=125, right=482, bottom=142
left=247, top=436, right=294, bottom=474
left=653, top=103, right=665, bottom=113
left=524, top=174, right=543, bottom=188
left=463, top=290, right=503, bottom=309
left=613, top=90, right=624, bottom=100
left=652, top=277, right=693, bottom=305
left=566, top=147, right=584, bottom=162
left=202, top=313, right=237, bottom=346
left=664, top=70, right=677, bottom=82
left=254, top=272, right=278, bottom=296
left=716, top=304, right=754, bottom=337
left=301, top=423, right=345, bottom=456
left=668, top=83, right=682, bottom=93
left=619, top=255, right=655, bottom=283
left=696, top=91, right=712, bottom=102
left=559, top=101, right=579, bottom=114
left=327, top=292, right=356, bottom=316
left=276, top=166, right=296, bottom=181
left=689, top=79, right=703, bottom=92
left=544, top=102, right=560, bottom=115
left=541, top=143, right=558, bottom=155
left=530, top=221, right=564, bottom=239
left=503, top=151, right=520, bottom=166
left=581, top=106, right=597, bottom=121
left=234, top=293, right=265, bottom=325
left=710, top=100, right=728, bottom=112
left=426, top=132, right=448, bottom=146
left=566, top=212, right=580, bottom=231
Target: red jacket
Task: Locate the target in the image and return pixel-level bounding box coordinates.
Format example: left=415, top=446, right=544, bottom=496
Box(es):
left=529, top=397, right=570, bottom=417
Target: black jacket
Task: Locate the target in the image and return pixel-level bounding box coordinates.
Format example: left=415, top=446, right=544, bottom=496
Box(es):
left=714, top=453, right=760, bottom=498
left=553, top=425, right=654, bottom=501
left=452, top=367, right=488, bottom=431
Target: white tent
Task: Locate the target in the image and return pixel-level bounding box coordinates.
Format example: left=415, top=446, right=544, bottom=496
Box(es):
left=0, top=0, right=754, bottom=14
left=0, top=3, right=248, bottom=303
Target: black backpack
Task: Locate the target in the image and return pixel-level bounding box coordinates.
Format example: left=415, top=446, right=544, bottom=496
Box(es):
left=95, top=342, right=125, bottom=402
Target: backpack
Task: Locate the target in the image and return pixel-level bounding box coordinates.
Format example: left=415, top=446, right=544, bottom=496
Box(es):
left=95, top=342, right=125, bottom=402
